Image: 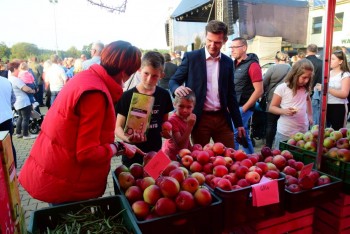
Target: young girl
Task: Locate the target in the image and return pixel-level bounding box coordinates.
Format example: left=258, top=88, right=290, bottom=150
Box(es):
left=326, top=50, right=350, bottom=130
left=269, top=59, right=314, bottom=149
left=162, top=91, right=196, bottom=160
left=18, top=61, right=38, bottom=108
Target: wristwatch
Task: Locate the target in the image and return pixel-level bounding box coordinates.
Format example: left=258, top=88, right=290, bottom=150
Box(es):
left=113, top=141, right=125, bottom=156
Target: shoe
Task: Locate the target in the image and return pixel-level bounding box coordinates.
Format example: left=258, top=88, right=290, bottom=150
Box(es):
left=16, top=134, right=23, bottom=138
left=23, top=135, right=37, bottom=140
left=33, top=102, right=39, bottom=109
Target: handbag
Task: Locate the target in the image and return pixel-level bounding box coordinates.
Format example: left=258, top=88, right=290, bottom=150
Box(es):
left=258, top=93, right=268, bottom=111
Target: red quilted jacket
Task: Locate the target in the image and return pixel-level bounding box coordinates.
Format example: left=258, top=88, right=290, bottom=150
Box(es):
left=19, top=65, right=122, bottom=203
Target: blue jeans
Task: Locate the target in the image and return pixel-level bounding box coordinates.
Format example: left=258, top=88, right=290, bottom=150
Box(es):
left=234, top=107, right=255, bottom=154
left=50, top=91, right=59, bottom=106
left=312, top=91, right=321, bottom=125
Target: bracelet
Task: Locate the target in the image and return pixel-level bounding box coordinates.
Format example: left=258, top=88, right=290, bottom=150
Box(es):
left=113, top=141, right=125, bottom=156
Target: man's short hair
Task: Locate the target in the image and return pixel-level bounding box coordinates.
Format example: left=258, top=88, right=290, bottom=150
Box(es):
left=307, top=44, right=318, bottom=53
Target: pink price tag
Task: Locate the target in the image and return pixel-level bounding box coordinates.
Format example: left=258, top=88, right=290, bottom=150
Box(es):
left=299, top=163, right=314, bottom=179
left=144, top=150, right=171, bottom=180
left=251, top=176, right=279, bottom=207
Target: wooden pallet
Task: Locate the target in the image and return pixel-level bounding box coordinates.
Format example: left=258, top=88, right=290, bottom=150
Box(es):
left=314, top=193, right=350, bottom=234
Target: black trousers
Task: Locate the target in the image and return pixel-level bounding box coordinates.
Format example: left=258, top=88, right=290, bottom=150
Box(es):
left=265, top=112, right=280, bottom=148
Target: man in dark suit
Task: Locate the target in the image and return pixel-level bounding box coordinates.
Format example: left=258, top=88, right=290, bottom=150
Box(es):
left=169, top=20, right=245, bottom=148
left=158, top=53, right=177, bottom=90
left=306, top=44, right=323, bottom=125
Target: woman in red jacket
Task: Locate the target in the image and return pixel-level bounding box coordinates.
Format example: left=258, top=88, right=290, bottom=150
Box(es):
left=19, top=41, right=143, bottom=204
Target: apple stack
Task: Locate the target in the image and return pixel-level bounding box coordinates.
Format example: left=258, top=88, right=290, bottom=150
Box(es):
left=177, top=143, right=285, bottom=231
left=113, top=162, right=223, bottom=234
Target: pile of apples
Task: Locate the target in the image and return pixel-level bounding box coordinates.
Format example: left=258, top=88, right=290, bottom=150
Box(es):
left=286, top=125, right=350, bottom=162
left=177, top=142, right=282, bottom=191
left=115, top=161, right=213, bottom=220
left=260, top=146, right=332, bottom=193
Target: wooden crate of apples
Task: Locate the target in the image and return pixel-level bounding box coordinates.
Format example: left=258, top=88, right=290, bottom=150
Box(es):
left=113, top=155, right=223, bottom=234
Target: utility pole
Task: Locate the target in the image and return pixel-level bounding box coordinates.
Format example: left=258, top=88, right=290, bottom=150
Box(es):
left=49, top=0, right=59, bottom=54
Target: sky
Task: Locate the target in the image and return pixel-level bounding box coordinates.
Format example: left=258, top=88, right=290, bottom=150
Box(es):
left=0, top=0, right=182, bottom=51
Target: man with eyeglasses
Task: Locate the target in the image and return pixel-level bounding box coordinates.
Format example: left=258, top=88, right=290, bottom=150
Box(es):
left=82, top=41, right=104, bottom=70
left=230, top=37, right=263, bottom=153
left=169, top=20, right=245, bottom=148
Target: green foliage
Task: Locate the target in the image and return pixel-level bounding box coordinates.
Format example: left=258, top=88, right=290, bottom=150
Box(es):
left=66, top=46, right=81, bottom=58
left=11, top=42, right=39, bottom=60
left=0, top=42, right=11, bottom=61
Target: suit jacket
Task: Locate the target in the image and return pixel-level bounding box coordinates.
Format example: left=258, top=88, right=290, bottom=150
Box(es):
left=306, top=55, right=323, bottom=88
left=169, top=48, right=243, bottom=131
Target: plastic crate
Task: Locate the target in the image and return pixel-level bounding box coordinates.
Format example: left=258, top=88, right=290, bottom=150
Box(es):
left=205, top=174, right=285, bottom=232
left=284, top=170, right=342, bottom=213
left=279, top=141, right=317, bottom=167
left=112, top=171, right=224, bottom=234
left=28, top=195, right=141, bottom=234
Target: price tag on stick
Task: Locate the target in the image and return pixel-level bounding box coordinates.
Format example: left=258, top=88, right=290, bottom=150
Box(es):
left=144, top=150, right=171, bottom=180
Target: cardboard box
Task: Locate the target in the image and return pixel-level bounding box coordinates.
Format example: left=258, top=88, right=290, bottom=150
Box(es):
left=0, top=131, right=26, bottom=234
left=124, top=92, right=154, bottom=139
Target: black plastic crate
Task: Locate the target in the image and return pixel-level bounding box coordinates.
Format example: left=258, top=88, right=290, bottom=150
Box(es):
left=112, top=171, right=224, bottom=234
left=28, top=195, right=141, bottom=234
left=284, top=170, right=342, bottom=213
left=206, top=174, right=285, bottom=232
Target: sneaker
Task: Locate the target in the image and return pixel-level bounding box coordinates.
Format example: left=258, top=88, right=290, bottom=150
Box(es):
left=23, top=135, right=37, bottom=140
left=16, top=134, right=23, bottom=138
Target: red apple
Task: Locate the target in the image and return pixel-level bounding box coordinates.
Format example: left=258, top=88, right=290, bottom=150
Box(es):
left=137, top=176, right=155, bottom=191
left=132, top=200, right=150, bottom=219
left=223, top=147, right=235, bottom=159
left=205, top=149, right=215, bottom=157
left=118, top=172, right=135, bottom=191
left=317, top=175, right=331, bottom=186
left=216, top=178, right=232, bottom=191
left=303, top=131, right=314, bottom=142
left=224, top=157, right=234, bottom=167
left=143, top=151, right=157, bottom=166
left=271, top=149, right=281, bottom=156
left=192, top=143, right=203, bottom=151
left=293, top=161, right=304, bottom=171
left=286, top=184, right=301, bottom=193
left=125, top=185, right=143, bottom=203
left=191, top=172, right=206, bottom=185
left=197, top=150, right=210, bottom=165
left=209, top=177, right=221, bottom=189
left=213, top=156, right=226, bottom=167
left=235, top=165, right=249, bottom=178
left=304, top=141, right=317, bottom=152
left=181, top=177, right=199, bottom=194
left=245, top=171, right=261, bottom=184
left=194, top=187, right=212, bottom=206
left=285, top=175, right=298, bottom=186
left=255, top=162, right=268, bottom=174
left=154, top=197, right=177, bottom=216
left=114, top=164, right=129, bottom=177
left=326, top=147, right=338, bottom=158
left=323, top=137, right=336, bottom=149
left=181, top=155, right=193, bottom=168
left=261, top=146, right=273, bottom=158
left=178, top=148, right=192, bottom=158
left=223, top=173, right=238, bottom=185
left=234, top=149, right=247, bottom=161
left=169, top=168, right=186, bottom=184
left=330, top=131, right=343, bottom=141
left=190, top=161, right=203, bottom=173
left=283, top=166, right=297, bottom=177
left=162, top=161, right=180, bottom=176
left=281, top=150, right=294, bottom=160
left=266, top=162, right=278, bottom=171
left=213, top=165, right=228, bottom=177
left=162, top=121, right=172, bottom=132
left=293, top=132, right=304, bottom=141
left=272, top=155, right=287, bottom=170
left=202, top=162, right=214, bottom=174
left=339, top=128, right=348, bottom=138
left=159, top=176, right=180, bottom=198
left=287, top=138, right=297, bottom=146
left=175, top=190, right=195, bottom=211
left=229, top=161, right=241, bottom=173
left=203, top=143, right=213, bottom=151
left=337, top=138, right=350, bottom=149
left=298, top=175, right=314, bottom=190
left=287, top=159, right=296, bottom=167
left=179, top=167, right=189, bottom=178
left=265, top=170, right=279, bottom=179
left=337, top=149, right=350, bottom=162
left=237, top=178, right=250, bottom=188
left=296, top=140, right=305, bottom=148
left=240, top=158, right=253, bottom=168
left=248, top=155, right=259, bottom=165
left=143, top=184, right=162, bottom=205
left=129, top=163, right=144, bottom=179
left=264, top=156, right=273, bottom=163
left=212, top=142, right=226, bottom=155
left=248, top=166, right=263, bottom=177
left=205, top=174, right=215, bottom=185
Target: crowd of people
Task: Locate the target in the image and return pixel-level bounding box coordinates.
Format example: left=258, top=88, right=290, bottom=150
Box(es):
left=0, top=20, right=349, bottom=205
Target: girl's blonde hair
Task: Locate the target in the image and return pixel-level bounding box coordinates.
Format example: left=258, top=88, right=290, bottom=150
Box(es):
left=19, top=61, right=29, bottom=71
left=285, top=59, right=314, bottom=95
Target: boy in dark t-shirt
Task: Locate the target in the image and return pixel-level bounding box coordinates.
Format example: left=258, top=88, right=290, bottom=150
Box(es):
left=115, top=51, right=174, bottom=167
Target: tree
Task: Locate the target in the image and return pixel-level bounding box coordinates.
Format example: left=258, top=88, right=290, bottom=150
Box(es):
left=66, top=46, right=81, bottom=58
left=0, top=42, right=11, bottom=61
left=11, top=42, right=39, bottom=60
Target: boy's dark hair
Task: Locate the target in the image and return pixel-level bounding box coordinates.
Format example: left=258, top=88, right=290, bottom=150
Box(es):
left=141, top=51, right=165, bottom=70
left=163, top=53, right=171, bottom=62
left=205, top=20, right=228, bottom=40
left=174, top=91, right=196, bottom=105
